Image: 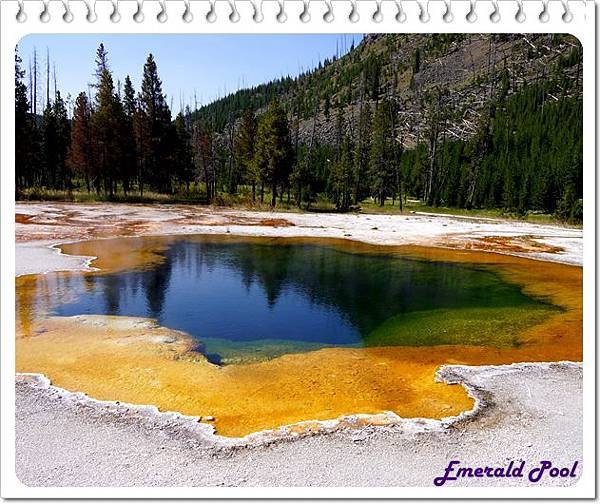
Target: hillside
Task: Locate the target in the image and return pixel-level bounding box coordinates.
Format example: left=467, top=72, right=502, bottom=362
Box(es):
left=195, top=34, right=582, bottom=147
left=190, top=33, right=582, bottom=219
left=16, top=34, right=583, bottom=221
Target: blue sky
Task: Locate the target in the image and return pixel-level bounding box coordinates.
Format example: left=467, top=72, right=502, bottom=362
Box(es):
left=18, top=34, right=362, bottom=112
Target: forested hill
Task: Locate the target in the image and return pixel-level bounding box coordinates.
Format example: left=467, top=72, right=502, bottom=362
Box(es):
left=15, top=34, right=583, bottom=222
left=195, top=34, right=582, bottom=147
left=191, top=33, right=582, bottom=219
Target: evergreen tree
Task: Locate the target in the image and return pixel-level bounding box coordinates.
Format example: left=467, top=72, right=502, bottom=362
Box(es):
left=290, top=147, right=316, bottom=209
left=90, top=43, right=122, bottom=195
left=323, top=95, right=331, bottom=121
left=353, top=103, right=372, bottom=204
left=223, top=118, right=237, bottom=195
left=234, top=107, right=257, bottom=200
left=252, top=100, right=293, bottom=207
left=53, top=91, right=71, bottom=189
left=363, top=54, right=382, bottom=101
left=191, top=120, right=216, bottom=201
left=122, top=75, right=137, bottom=117
left=13, top=35, right=583, bottom=222
left=421, top=87, right=450, bottom=206
left=334, top=107, right=344, bottom=160
left=120, top=75, right=137, bottom=194
left=138, top=53, right=174, bottom=193
left=15, top=47, right=37, bottom=192
left=331, top=134, right=355, bottom=211
left=174, top=112, right=193, bottom=191
left=368, top=100, right=395, bottom=206
left=41, top=102, right=57, bottom=188
left=67, top=92, right=94, bottom=192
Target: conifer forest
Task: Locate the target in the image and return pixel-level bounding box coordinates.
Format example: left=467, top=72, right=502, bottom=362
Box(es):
left=15, top=34, right=583, bottom=222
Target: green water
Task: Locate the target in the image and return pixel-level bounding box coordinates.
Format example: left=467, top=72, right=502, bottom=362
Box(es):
left=46, top=238, right=559, bottom=364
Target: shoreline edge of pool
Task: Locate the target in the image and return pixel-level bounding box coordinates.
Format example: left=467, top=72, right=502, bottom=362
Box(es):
left=13, top=203, right=583, bottom=487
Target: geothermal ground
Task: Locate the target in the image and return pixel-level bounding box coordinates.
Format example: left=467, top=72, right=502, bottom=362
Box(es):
left=15, top=363, right=582, bottom=487
left=14, top=202, right=582, bottom=276
left=11, top=202, right=583, bottom=488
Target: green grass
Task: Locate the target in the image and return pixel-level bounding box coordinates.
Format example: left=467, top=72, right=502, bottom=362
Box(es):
left=17, top=187, right=209, bottom=205
left=17, top=185, right=578, bottom=226
left=358, top=199, right=573, bottom=225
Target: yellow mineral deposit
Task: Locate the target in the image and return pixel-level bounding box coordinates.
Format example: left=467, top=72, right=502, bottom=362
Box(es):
left=16, top=236, right=582, bottom=437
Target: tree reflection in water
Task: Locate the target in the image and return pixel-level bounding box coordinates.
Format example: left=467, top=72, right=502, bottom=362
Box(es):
left=20, top=239, right=559, bottom=364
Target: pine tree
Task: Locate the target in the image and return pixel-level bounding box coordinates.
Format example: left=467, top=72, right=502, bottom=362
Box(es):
left=223, top=117, right=237, bottom=195
left=421, top=86, right=450, bottom=205
left=334, top=107, right=344, bottom=161
left=120, top=75, right=137, bottom=194
left=323, top=95, right=331, bottom=121
left=191, top=121, right=216, bottom=201
left=53, top=91, right=71, bottom=189
left=67, top=92, right=94, bottom=192
left=412, top=48, right=421, bottom=76
left=15, top=47, right=37, bottom=192
left=174, top=112, right=193, bottom=191
left=138, top=53, right=174, bottom=193
left=253, top=99, right=293, bottom=207
left=234, top=107, right=257, bottom=200
left=41, top=102, right=57, bottom=188
left=123, top=75, right=136, bottom=117
left=290, top=148, right=313, bottom=209
left=90, top=43, right=122, bottom=196
left=368, top=100, right=395, bottom=206
left=13, top=34, right=583, bottom=219
left=353, top=102, right=372, bottom=205
left=331, top=134, right=355, bottom=211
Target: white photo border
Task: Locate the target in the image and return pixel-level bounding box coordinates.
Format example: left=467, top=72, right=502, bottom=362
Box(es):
left=1, top=0, right=595, bottom=498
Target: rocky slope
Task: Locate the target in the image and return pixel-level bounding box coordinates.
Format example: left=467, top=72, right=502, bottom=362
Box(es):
left=197, top=33, right=582, bottom=147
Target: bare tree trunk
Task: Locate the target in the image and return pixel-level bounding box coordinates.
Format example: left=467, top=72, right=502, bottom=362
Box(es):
left=33, top=49, right=37, bottom=116
left=426, top=130, right=437, bottom=205
left=46, top=48, right=50, bottom=108
left=271, top=184, right=277, bottom=207
left=139, top=161, right=144, bottom=197
left=203, top=165, right=211, bottom=201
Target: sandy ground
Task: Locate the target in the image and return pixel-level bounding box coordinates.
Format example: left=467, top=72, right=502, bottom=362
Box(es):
left=15, top=202, right=582, bottom=276
left=12, top=202, right=584, bottom=488
left=15, top=362, right=582, bottom=487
